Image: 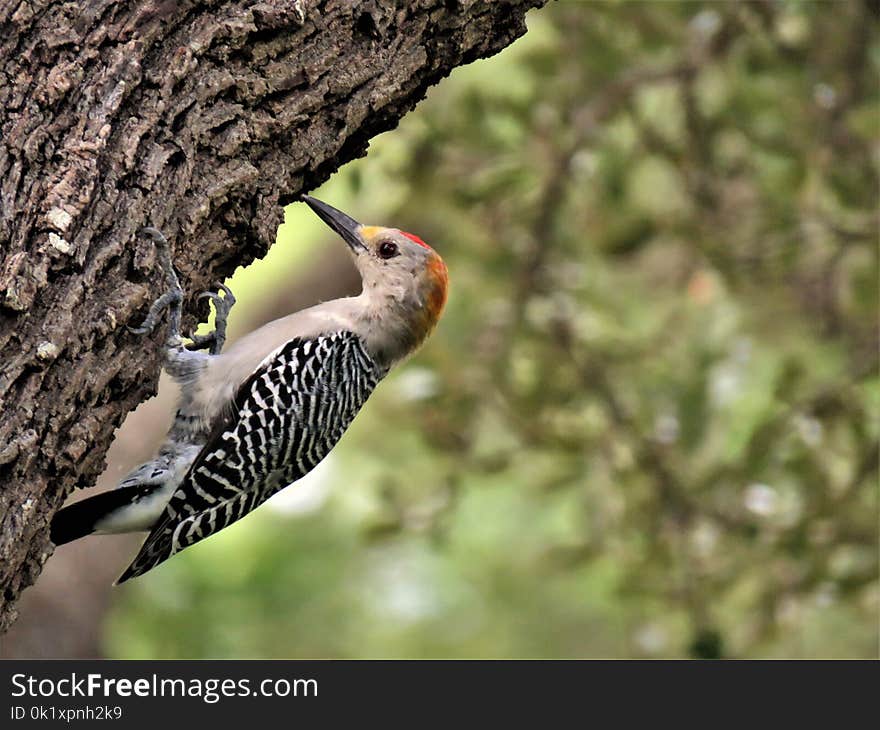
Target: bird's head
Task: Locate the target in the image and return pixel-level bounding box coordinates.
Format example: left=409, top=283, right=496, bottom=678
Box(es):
left=303, top=195, right=448, bottom=361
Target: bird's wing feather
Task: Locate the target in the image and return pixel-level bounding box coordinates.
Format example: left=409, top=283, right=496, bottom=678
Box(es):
left=117, top=331, right=383, bottom=583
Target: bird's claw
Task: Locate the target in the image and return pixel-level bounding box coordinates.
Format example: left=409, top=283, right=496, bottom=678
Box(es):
left=129, top=285, right=183, bottom=340
left=129, top=227, right=183, bottom=341
left=129, top=226, right=234, bottom=356
left=197, top=282, right=235, bottom=308
left=187, top=281, right=236, bottom=355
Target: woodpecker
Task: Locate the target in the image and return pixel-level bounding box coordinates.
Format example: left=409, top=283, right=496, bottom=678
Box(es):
left=50, top=196, right=449, bottom=583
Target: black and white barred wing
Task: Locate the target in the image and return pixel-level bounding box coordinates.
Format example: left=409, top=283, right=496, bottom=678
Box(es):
left=117, top=331, right=383, bottom=583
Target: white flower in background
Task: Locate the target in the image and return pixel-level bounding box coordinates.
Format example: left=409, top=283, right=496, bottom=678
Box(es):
left=634, top=623, right=668, bottom=654
left=794, top=414, right=823, bottom=446
left=654, top=413, right=680, bottom=445
left=394, top=367, right=440, bottom=401
left=744, top=483, right=778, bottom=517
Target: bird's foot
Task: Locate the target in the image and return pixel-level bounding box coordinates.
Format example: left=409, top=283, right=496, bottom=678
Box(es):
left=128, top=227, right=183, bottom=343
left=186, top=283, right=236, bottom=355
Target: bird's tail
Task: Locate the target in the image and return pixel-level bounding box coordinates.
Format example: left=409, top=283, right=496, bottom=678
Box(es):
left=50, top=485, right=157, bottom=546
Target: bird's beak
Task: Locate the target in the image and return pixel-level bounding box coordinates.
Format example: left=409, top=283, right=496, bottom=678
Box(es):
left=302, top=195, right=367, bottom=253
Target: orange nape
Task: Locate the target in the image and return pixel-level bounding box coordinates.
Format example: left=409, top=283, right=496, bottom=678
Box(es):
left=424, top=253, right=449, bottom=322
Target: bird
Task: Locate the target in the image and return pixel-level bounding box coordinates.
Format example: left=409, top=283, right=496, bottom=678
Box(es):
left=50, top=195, right=449, bottom=583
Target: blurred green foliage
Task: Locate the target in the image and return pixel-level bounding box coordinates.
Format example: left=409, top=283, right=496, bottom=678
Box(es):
left=107, top=1, right=879, bottom=658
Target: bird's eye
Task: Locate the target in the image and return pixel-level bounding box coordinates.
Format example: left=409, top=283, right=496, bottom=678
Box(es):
left=378, top=240, right=399, bottom=259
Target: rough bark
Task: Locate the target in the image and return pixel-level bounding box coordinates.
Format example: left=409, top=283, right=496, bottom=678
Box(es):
left=0, top=0, right=544, bottom=632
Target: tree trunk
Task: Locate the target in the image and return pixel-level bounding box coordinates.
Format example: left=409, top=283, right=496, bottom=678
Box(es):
left=0, top=0, right=544, bottom=632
